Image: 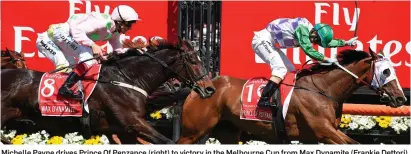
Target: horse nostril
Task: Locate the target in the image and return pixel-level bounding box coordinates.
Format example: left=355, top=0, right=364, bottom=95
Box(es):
left=205, top=86, right=216, bottom=95
left=396, top=97, right=407, bottom=104
left=380, top=96, right=390, bottom=103
left=173, top=83, right=181, bottom=88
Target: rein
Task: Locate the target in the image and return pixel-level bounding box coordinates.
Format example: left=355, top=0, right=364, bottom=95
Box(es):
left=334, top=59, right=384, bottom=96
left=81, top=48, right=206, bottom=97
left=278, top=60, right=340, bottom=104
left=283, top=57, right=383, bottom=104
left=142, top=49, right=206, bottom=87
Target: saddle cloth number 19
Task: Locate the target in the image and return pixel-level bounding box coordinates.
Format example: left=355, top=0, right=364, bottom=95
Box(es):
left=245, top=83, right=265, bottom=103
left=241, top=78, right=272, bottom=122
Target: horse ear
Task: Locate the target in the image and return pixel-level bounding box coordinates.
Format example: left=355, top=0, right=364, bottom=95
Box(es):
left=183, top=40, right=194, bottom=51
left=177, top=38, right=191, bottom=52
left=369, top=47, right=377, bottom=60
left=378, top=49, right=385, bottom=57
left=180, top=39, right=189, bottom=51
left=177, top=36, right=183, bottom=48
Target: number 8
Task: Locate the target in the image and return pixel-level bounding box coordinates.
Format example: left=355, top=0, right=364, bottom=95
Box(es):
left=41, top=79, right=55, bottom=97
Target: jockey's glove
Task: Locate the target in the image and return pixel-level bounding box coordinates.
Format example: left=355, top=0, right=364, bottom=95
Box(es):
left=345, top=37, right=358, bottom=46
left=319, top=57, right=338, bottom=66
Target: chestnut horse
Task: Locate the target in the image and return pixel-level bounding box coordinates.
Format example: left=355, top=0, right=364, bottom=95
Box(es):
left=177, top=48, right=407, bottom=144
left=1, top=48, right=27, bottom=69
left=1, top=39, right=216, bottom=144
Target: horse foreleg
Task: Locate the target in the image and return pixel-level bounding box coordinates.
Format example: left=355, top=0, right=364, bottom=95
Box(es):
left=176, top=106, right=220, bottom=144
left=316, top=125, right=359, bottom=144
left=1, top=107, right=22, bottom=127
left=111, top=134, right=122, bottom=144
left=316, top=126, right=349, bottom=144
left=126, top=118, right=173, bottom=144
left=336, top=130, right=359, bottom=144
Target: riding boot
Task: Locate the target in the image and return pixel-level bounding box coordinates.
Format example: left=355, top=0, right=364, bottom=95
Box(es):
left=58, top=71, right=83, bottom=100
left=257, top=80, right=279, bottom=107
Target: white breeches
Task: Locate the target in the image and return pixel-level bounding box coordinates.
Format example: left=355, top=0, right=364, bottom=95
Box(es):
left=36, top=23, right=97, bottom=69
left=252, top=29, right=295, bottom=80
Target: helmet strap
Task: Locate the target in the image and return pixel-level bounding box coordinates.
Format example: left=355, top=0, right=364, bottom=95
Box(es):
left=114, top=21, right=122, bottom=33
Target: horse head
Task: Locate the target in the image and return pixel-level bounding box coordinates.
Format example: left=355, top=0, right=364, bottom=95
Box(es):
left=113, top=38, right=216, bottom=98
left=175, top=38, right=216, bottom=98
left=366, top=47, right=407, bottom=107
left=298, top=48, right=406, bottom=108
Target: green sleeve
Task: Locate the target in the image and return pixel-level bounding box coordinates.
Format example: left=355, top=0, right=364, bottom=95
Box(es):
left=295, top=25, right=324, bottom=61
left=326, top=39, right=346, bottom=48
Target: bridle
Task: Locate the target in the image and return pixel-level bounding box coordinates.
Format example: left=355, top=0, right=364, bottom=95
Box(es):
left=334, top=56, right=385, bottom=97
left=287, top=56, right=386, bottom=104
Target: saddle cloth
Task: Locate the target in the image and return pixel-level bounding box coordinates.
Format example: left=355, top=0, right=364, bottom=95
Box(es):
left=240, top=71, right=297, bottom=122
left=38, top=64, right=102, bottom=117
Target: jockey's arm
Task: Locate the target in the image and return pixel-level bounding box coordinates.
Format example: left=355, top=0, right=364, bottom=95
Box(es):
left=295, top=25, right=325, bottom=61
left=108, top=34, right=129, bottom=54
left=70, top=22, right=97, bottom=47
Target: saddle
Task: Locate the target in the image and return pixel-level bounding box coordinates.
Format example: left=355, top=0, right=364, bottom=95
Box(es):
left=240, top=72, right=297, bottom=144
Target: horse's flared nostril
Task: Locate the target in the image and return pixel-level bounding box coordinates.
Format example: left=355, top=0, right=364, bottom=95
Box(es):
left=380, top=96, right=390, bottom=103
left=205, top=86, right=216, bottom=95
left=173, top=83, right=181, bottom=89
left=396, top=97, right=407, bottom=104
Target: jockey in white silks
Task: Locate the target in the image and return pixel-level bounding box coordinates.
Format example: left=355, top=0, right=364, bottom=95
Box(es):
left=36, top=5, right=140, bottom=100
left=252, top=17, right=358, bottom=107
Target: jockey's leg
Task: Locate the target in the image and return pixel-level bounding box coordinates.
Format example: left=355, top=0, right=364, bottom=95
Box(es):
left=51, top=23, right=96, bottom=99
left=36, top=32, right=70, bottom=72
left=252, top=35, right=287, bottom=107
left=58, top=63, right=87, bottom=99
left=261, top=46, right=295, bottom=107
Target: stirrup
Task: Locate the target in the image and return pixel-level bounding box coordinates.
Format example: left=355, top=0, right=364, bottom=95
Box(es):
left=71, top=91, right=84, bottom=100
left=58, top=87, right=83, bottom=100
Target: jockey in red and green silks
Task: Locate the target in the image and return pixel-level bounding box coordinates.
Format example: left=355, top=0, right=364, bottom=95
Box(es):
left=36, top=5, right=140, bottom=100
left=252, top=17, right=358, bottom=107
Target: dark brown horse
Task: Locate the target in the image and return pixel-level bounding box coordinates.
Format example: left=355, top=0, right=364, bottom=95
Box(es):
left=1, top=48, right=27, bottom=69
left=177, top=48, right=407, bottom=144
left=1, top=39, right=216, bottom=144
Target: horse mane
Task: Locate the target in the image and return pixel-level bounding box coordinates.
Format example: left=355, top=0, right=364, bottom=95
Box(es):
left=296, top=49, right=370, bottom=78
left=103, top=39, right=181, bottom=65
left=1, top=48, right=22, bottom=57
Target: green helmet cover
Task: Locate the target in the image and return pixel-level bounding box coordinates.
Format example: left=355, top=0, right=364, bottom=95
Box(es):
left=314, top=23, right=333, bottom=47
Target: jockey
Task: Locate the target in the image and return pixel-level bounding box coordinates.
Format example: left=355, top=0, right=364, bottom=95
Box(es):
left=252, top=17, right=358, bottom=107
left=35, top=5, right=140, bottom=100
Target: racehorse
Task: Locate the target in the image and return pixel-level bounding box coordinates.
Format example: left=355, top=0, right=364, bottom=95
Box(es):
left=1, top=39, right=216, bottom=144
left=177, top=48, right=407, bottom=144
left=1, top=48, right=27, bottom=69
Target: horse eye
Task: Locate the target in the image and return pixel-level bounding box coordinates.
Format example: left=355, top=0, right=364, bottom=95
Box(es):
left=382, top=69, right=391, bottom=77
